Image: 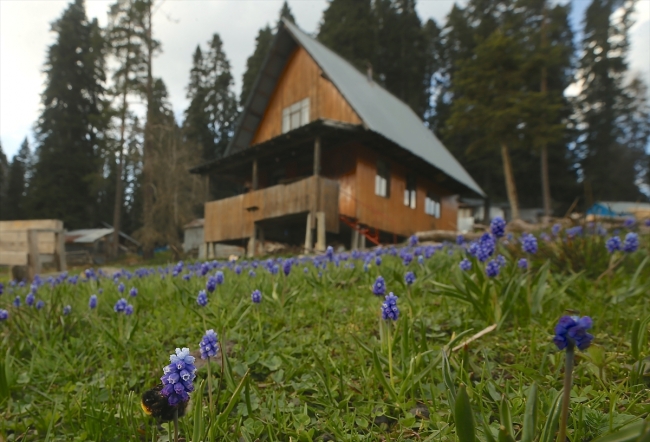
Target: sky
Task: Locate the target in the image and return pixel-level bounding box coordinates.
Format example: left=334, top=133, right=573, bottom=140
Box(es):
left=1, top=0, right=649, bottom=160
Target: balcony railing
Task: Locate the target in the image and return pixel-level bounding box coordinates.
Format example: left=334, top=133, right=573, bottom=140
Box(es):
left=204, top=176, right=339, bottom=242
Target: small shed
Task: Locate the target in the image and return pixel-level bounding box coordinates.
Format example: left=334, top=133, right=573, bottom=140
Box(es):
left=586, top=201, right=650, bottom=219
left=183, top=218, right=205, bottom=253
left=65, top=228, right=139, bottom=265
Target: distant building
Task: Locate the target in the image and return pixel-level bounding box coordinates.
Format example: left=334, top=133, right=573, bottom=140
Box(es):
left=183, top=218, right=204, bottom=254
left=65, top=228, right=139, bottom=265
left=191, top=19, right=484, bottom=255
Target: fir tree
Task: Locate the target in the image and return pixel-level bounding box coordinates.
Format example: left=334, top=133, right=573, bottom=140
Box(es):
left=318, top=0, right=375, bottom=72
left=240, top=26, right=273, bottom=106
left=0, top=141, right=8, bottom=217
left=278, top=1, right=295, bottom=24
left=574, top=0, right=649, bottom=202
left=4, top=139, right=32, bottom=220
left=29, top=0, right=109, bottom=228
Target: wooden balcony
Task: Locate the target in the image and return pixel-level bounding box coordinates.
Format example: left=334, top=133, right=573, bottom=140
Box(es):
left=204, top=176, right=340, bottom=243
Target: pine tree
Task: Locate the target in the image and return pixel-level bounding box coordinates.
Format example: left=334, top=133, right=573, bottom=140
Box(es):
left=29, top=0, right=109, bottom=228
left=0, top=141, right=8, bottom=218
left=183, top=34, right=238, bottom=161
left=374, top=0, right=432, bottom=118
left=278, top=1, right=295, bottom=24
left=574, top=0, right=648, bottom=202
left=240, top=26, right=273, bottom=106
left=4, top=139, right=32, bottom=220
left=318, top=0, right=375, bottom=72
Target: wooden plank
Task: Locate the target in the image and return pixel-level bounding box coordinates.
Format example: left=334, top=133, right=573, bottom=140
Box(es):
left=0, top=230, right=56, bottom=254
left=0, top=219, right=63, bottom=232
left=28, top=230, right=41, bottom=280
left=0, top=250, right=28, bottom=266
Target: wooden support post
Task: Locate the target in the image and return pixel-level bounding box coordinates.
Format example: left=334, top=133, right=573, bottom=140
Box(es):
left=258, top=225, right=265, bottom=254
left=252, top=158, right=258, bottom=191
left=247, top=225, right=257, bottom=258
left=359, top=234, right=366, bottom=250
left=351, top=228, right=359, bottom=251
left=55, top=230, right=67, bottom=272
left=312, top=136, right=321, bottom=229
left=315, top=212, right=326, bottom=252
left=304, top=213, right=313, bottom=252
left=27, top=229, right=41, bottom=281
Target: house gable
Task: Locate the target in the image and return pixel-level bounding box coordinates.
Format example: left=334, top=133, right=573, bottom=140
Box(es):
left=252, top=46, right=362, bottom=145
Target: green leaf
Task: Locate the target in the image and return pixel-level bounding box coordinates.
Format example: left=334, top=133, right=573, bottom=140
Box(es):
left=442, top=351, right=456, bottom=410
left=539, top=390, right=563, bottom=442
left=455, top=384, right=476, bottom=442
left=192, top=380, right=205, bottom=442
left=500, top=395, right=513, bottom=437
left=498, top=426, right=516, bottom=442
left=217, top=370, right=250, bottom=427
left=590, top=420, right=649, bottom=442
left=521, top=383, right=538, bottom=442
left=371, top=349, right=397, bottom=403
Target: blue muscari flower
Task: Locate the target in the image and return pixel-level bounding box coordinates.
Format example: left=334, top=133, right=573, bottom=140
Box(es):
left=303, top=267, right=309, bottom=274
left=417, top=255, right=424, bottom=264
left=496, top=254, right=506, bottom=267
left=552, top=223, right=561, bottom=236
left=541, top=232, right=551, bottom=242
left=326, top=246, right=334, bottom=262
left=183, top=273, right=191, bottom=281
left=215, top=271, right=224, bottom=285
left=477, top=233, right=495, bottom=262
left=518, top=258, right=528, bottom=269
left=117, top=282, right=125, bottom=293
left=114, top=298, right=128, bottom=313
left=566, top=226, right=583, bottom=238
left=521, top=233, right=538, bottom=254
left=125, top=304, right=134, bottom=316
left=235, top=265, right=242, bottom=275
left=26, top=292, right=35, bottom=307
left=456, top=234, right=465, bottom=245
left=18, top=281, right=25, bottom=288
left=606, top=236, right=621, bottom=253
left=381, top=292, right=399, bottom=321
left=161, top=347, right=196, bottom=405
left=405, top=271, right=416, bottom=285
left=363, top=262, right=369, bottom=272
left=409, top=235, right=418, bottom=247
left=85, top=268, right=96, bottom=280
left=200, top=262, right=210, bottom=276
left=402, top=253, right=413, bottom=266
left=623, top=232, right=639, bottom=253
left=283, top=259, right=292, bottom=276
left=63, top=305, right=71, bottom=315
left=490, top=217, right=506, bottom=238
left=199, top=330, right=219, bottom=359
left=467, top=241, right=479, bottom=256
left=485, top=259, right=500, bottom=278
left=36, top=300, right=45, bottom=310
left=0, top=282, right=4, bottom=295
left=89, top=295, right=98, bottom=309
left=375, top=256, right=382, bottom=266
left=372, top=276, right=386, bottom=296
left=129, top=287, right=138, bottom=297
left=251, top=289, right=262, bottom=304
left=197, top=290, right=208, bottom=307
left=13, top=296, right=20, bottom=307
left=553, top=315, right=593, bottom=351
left=249, top=270, right=256, bottom=277
left=0, top=309, right=8, bottom=321
left=645, top=219, right=650, bottom=227
left=623, top=217, right=636, bottom=228
left=206, top=276, right=217, bottom=293
left=459, top=258, right=472, bottom=271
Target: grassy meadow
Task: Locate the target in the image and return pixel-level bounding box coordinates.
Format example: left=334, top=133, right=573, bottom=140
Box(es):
left=0, top=223, right=649, bottom=441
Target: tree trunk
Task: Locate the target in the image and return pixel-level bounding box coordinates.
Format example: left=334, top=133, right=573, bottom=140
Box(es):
left=500, top=141, right=520, bottom=220
left=110, top=13, right=133, bottom=260
left=540, top=3, right=552, bottom=219
left=142, top=0, right=154, bottom=259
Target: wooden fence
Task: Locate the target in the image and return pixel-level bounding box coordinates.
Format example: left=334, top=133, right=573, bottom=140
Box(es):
left=0, top=220, right=67, bottom=280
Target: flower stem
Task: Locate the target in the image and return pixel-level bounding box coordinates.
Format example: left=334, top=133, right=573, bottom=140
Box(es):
left=387, top=322, right=394, bottom=388
left=173, top=408, right=179, bottom=442
left=558, top=343, right=575, bottom=442
left=207, top=356, right=214, bottom=416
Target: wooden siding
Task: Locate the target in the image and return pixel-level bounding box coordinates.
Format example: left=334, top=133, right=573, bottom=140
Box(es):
left=252, top=47, right=362, bottom=145
left=204, top=176, right=340, bottom=242
left=353, top=145, right=458, bottom=235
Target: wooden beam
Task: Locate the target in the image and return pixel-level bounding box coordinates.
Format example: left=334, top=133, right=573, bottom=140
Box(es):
left=252, top=158, right=258, bottom=190
left=27, top=229, right=41, bottom=280
left=55, top=231, right=67, bottom=271
left=304, top=213, right=313, bottom=252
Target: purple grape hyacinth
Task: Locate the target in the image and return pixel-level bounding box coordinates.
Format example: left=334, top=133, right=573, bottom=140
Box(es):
left=161, top=348, right=197, bottom=405
left=623, top=232, right=639, bottom=253
left=206, top=276, right=217, bottom=293
left=372, top=276, right=386, bottom=296
left=114, top=298, right=128, bottom=313
left=251, top=289, right=262, bottom=304
left=199, top=330, right=219, bottom=359
left=381, top=292, right=399, bottom=321
left=125, top=304, right=134, bottom=315
left=490, top=217, right=506, bottom=238
left=197, top=290, right=208, bottom=307
left=485, top=259, right=500, bottom=278
left=521, top=233, right=538, bottom=254
left=36, top=300, right=45, bottom=310
left=518, top=258, right=528, bottom=269
left=129, top=287, right=138, bottom=297
left=89, top=295, right=98, bottom=309
left=606, top=236, right=622, bottom=253
left=0, top=309, right=8, bottom=321
left=553, top=316, right=593, bottom=351
left=459, top=258, right=472, bottom=271
left=477, top=233, right=496, bottom=262
left=63, top=305, right=71, bottom=315
left=404, top=271, right=416, bottom=286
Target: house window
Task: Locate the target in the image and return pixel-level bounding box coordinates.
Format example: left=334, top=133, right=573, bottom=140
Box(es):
left=375, top=160, right=390, bottom=198
left=404, top=176, right=416, bottom=209
left=282, top=98, right=310, bottom=133
left=425, top=192, right=441, bottom=218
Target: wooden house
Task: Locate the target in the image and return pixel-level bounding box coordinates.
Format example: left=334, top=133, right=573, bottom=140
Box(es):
left=191, top=19, right=485, bottom=256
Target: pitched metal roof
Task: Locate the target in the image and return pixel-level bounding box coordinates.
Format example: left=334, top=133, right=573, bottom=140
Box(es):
left=221, top=19, right=485, bottom=197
